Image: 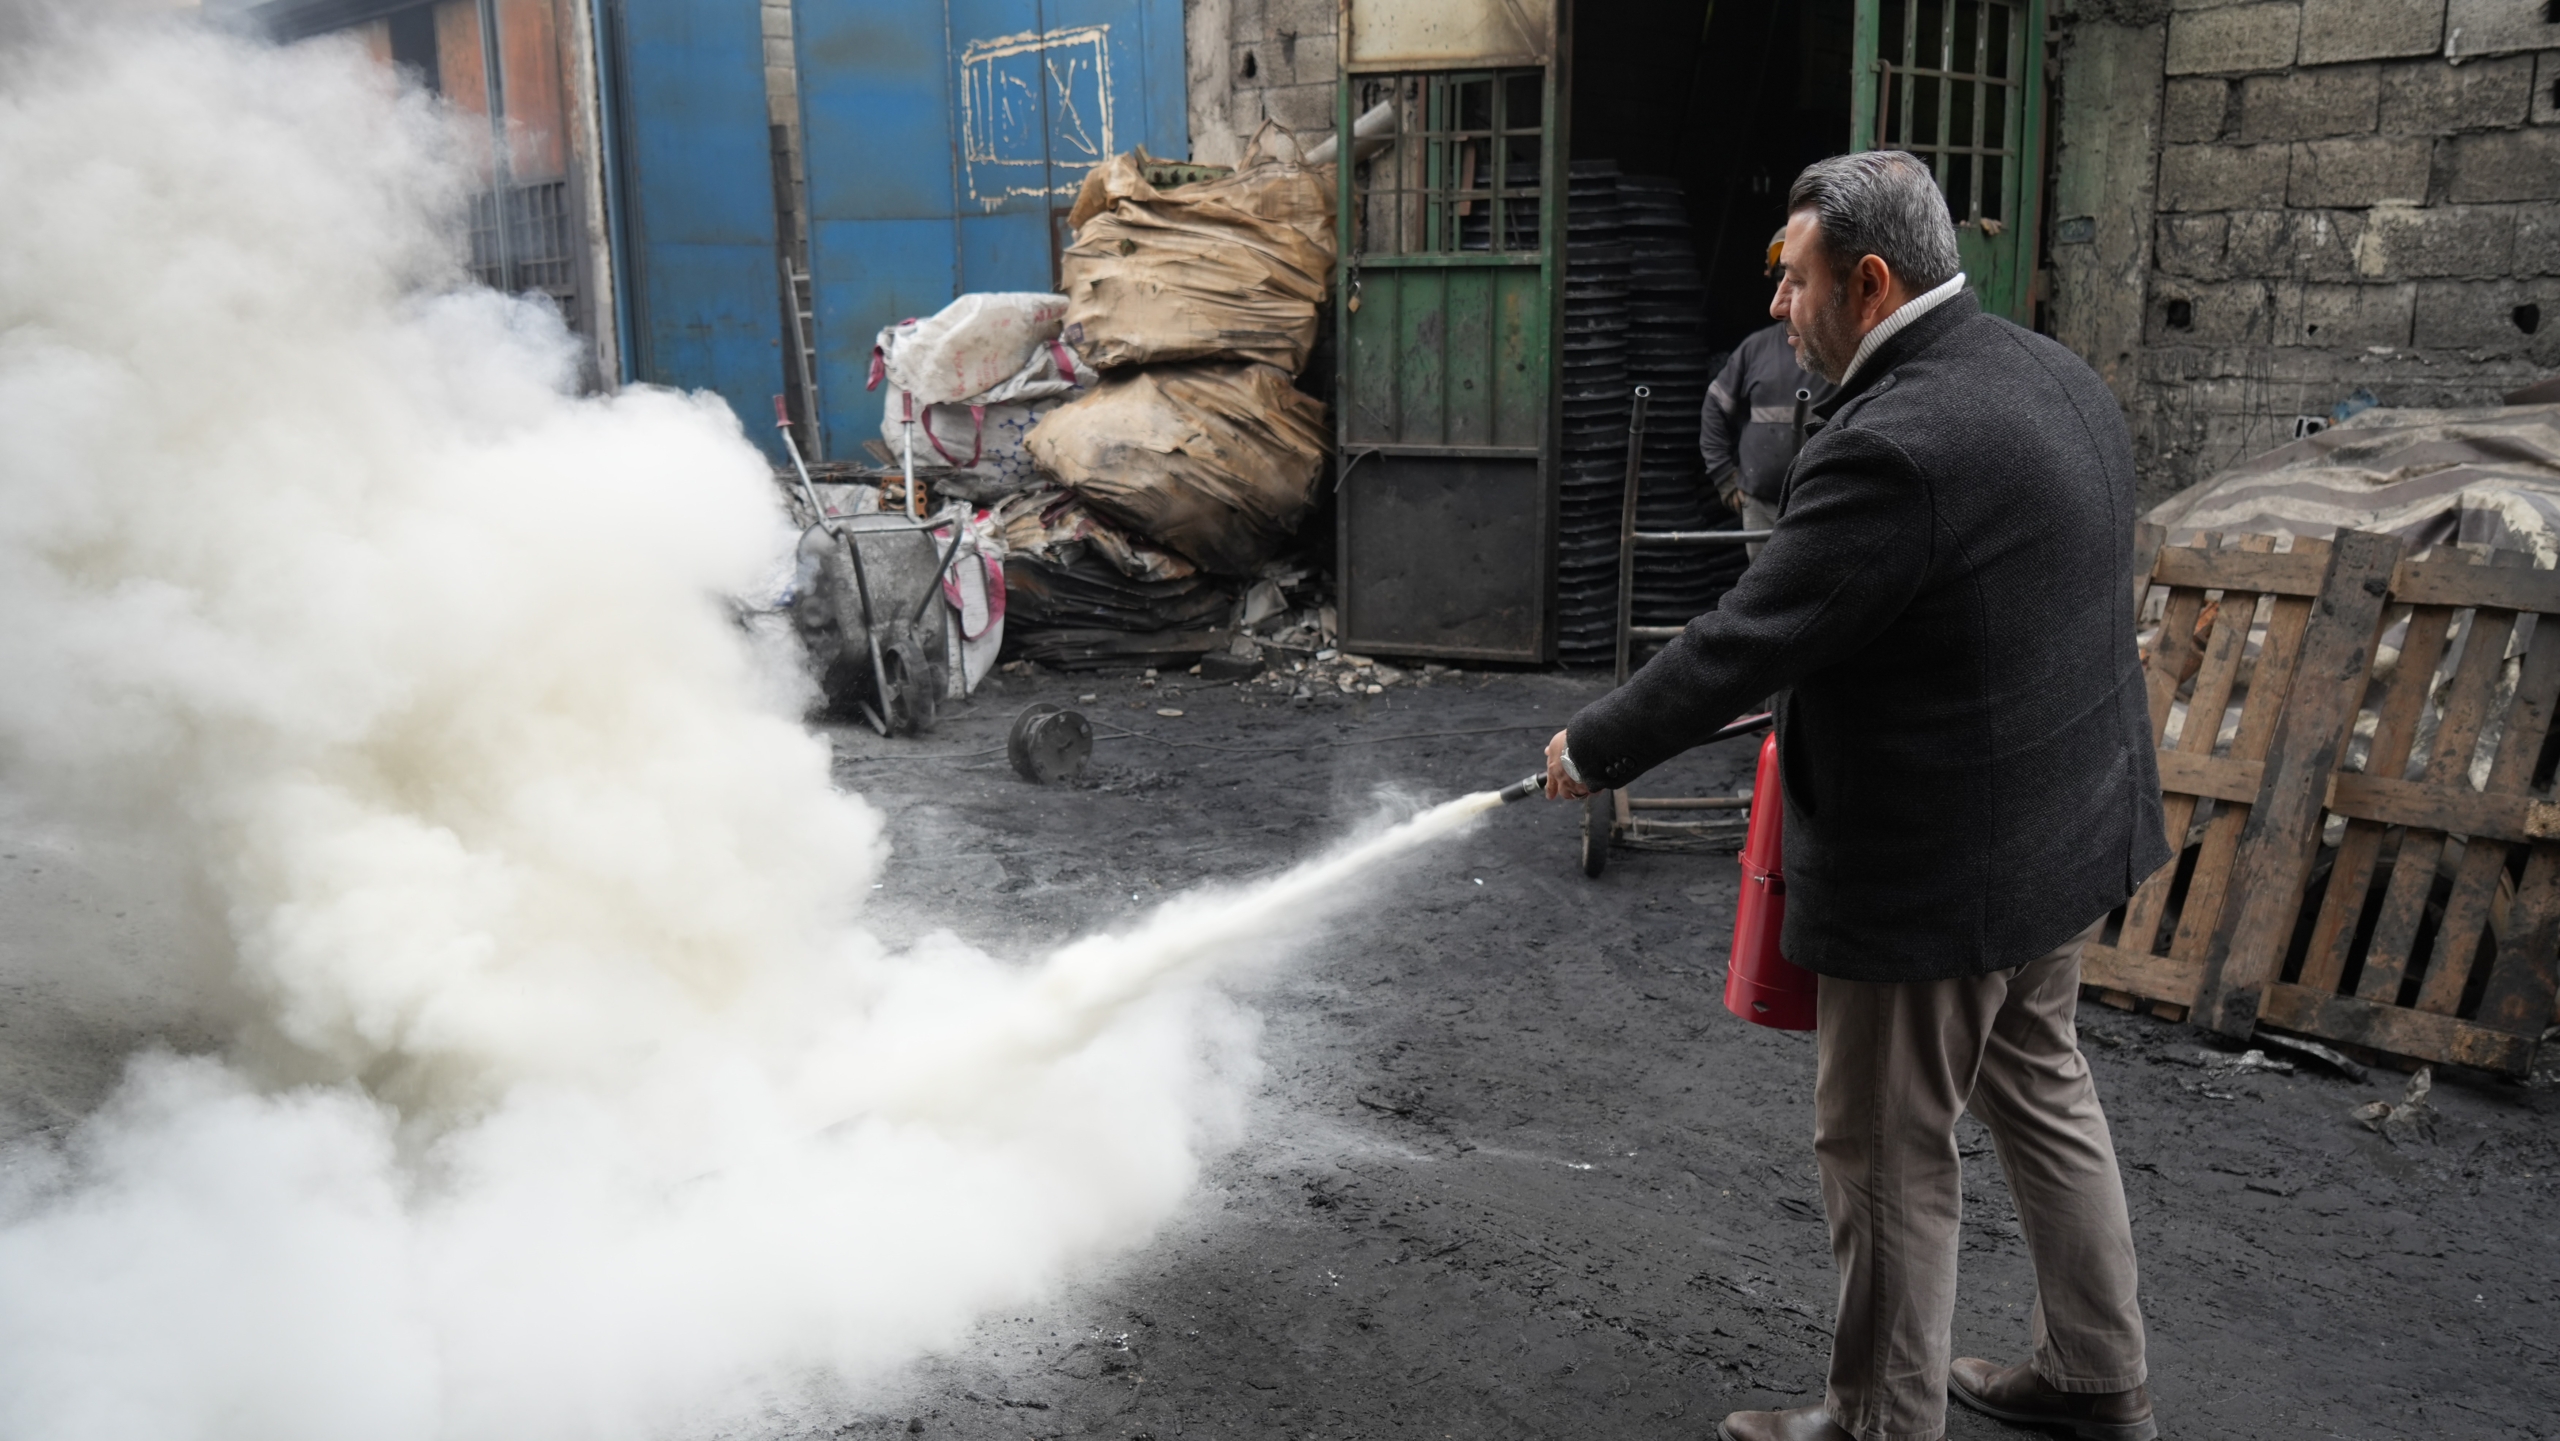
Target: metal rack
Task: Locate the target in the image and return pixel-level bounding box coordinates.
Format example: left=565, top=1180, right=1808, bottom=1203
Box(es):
left=1580, top=384, right=1771, bottom=877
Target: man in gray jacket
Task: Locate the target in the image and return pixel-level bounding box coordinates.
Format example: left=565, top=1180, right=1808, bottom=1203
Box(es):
left=1702, top=229, right=1836, bottom=557
left=1542, top=152, right=2166, bottom=1441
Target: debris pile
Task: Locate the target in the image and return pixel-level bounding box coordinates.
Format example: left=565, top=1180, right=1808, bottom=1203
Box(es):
left=788, top=127, right=1338, bottom=704
left=2351, top=1066, right=2434, bottom=1144
left=1013, top=122, right=1338, bottom=670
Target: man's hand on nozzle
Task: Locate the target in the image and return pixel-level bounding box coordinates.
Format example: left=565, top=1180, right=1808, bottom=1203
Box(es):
left=1544, top=729, right=1589, bottom=800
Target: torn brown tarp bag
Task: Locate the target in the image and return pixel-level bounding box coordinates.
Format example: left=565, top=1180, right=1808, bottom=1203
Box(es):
left=1025, top=361, right=1330, bottom=577
left=1059, top=125, right=1336, bottom=372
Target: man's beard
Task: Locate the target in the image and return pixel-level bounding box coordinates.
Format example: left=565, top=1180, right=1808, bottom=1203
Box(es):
left=1789, top=283, right=1857, bottom=383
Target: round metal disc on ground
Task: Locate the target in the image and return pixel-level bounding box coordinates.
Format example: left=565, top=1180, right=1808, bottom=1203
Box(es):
left=1009, top=703, right=1093, bottom=784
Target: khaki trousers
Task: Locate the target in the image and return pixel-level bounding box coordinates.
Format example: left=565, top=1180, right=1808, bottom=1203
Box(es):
left=1813, top=922, right=2147, bottom=1441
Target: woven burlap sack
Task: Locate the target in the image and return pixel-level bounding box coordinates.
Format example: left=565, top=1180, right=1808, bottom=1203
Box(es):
left=1025, top=361, right=1328, bottom=576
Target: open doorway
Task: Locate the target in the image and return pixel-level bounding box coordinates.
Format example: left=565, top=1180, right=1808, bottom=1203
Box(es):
left=1573, top=0, right=1855, bottom=353
left=1550, top=0, right=1853, bottom=663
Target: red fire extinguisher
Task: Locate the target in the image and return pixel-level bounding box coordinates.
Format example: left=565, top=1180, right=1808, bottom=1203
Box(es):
left=1726, top=731, right=1819, bottom=1030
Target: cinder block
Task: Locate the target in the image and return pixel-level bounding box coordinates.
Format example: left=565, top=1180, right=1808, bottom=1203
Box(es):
left=2146, top=278, right=2280, bottom=346
left=2534, top=52, right=2560, bottom=126
left=2444, top=0, right=2560, bottom=59
left=2278, top=280, right=2416, bottom=345
left=2287, top=135, right=2430, bottom=204
left=763, top=36, right=792, bottom=70
left=2413, top=277, right=2560, bottom=351
left=1261, top=0, right=1337, bottom=45
left=761, top=2, right=791, bottom=40
left=1235, top=39, right=1321, bottom=89
left=2238, top=63, right=2379, bottom=139
left=2225, top=208, right=2297, bottom=272
left=2518, top=203, right=2560, bottom=275
left=2447, top=128, right=2560, bottom=202
left=2378, top=54, right=2536, bottom=132
left=2351, top=203, right=2516, bottom=277
left=2165, top=78, right=2232, bottom=142
left=2299, top=0, right=2443, bottom=65
left=1255, top=82, right=1338, bottom=136
left=2290, top=207, right=2369, bottom=279
left=2167, top=3, right=2302, bottom=75
left=2157, top=213, right=2234, bottom=278
left=2160, top=142, right=2292, bottom=209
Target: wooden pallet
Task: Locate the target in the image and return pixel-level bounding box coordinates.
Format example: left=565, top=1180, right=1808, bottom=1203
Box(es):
left=2084, top=529, right=2560, bottom=1076
left=2255, top=549, right=2560, bottom=1076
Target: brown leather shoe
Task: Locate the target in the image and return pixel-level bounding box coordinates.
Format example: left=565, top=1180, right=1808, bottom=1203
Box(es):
left=1948, top=1357, right=2158, bottom=1441
left=1714, top=1403, right=1858, bottom=1441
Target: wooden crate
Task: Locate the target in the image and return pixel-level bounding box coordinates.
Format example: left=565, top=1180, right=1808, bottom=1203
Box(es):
left=2084, top=529, right=2560, bottom=1077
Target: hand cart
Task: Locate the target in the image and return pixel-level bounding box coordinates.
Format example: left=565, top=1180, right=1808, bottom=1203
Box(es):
left=1580, top=383, right=1774, bottom=877
left=776, top=397, right=968, bottom=737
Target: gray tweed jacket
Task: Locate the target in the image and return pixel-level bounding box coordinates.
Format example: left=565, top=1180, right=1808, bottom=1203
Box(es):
left=1567, top=292, right=2170, bottom=982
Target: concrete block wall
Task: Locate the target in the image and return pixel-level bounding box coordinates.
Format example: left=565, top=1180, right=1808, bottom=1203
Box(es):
left=2128, top=0, right=2558, bottom=499
left=1187, top=0, right=1338, bottom=166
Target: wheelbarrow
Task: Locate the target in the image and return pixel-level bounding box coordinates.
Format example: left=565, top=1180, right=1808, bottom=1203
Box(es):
left=777, top=397, right=964, bottom=736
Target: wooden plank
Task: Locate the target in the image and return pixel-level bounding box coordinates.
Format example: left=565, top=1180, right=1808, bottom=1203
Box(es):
left=2151, top=546, right=2327, bottom=598
left=2131, top=521, right=2166, bottom=619
left=2080, top=942, right=2204, bottom=1007
left=2357, top=599, right=2522, bottom=1003
left=2143, top=587, right=2206, bottom=743
left=2259, top=981, right=2537, bottom=1076
left=2323, top=773, right=2560, bottom=846
left=2478, top=845, right=2560, bottom=1036
left=2167, top=540, right=2300, bottom=984
left=2390, top=554, right=2560, bottom=615
left=2195, top=530, right=2404, bottom=1037
left=2155, top=750, right=2263, bottom=804
left=2122, top=541, right=2261, bottom=969
left=2115, top=812, right=2188, bottom=958
left=2120, top=542, right=2217, bottom=965
left=2415, top=604, right=2560, bottom=1015
left=2173, top=547, right=2260, bottom=758
left=2298, top=602, right=2451, bottom=993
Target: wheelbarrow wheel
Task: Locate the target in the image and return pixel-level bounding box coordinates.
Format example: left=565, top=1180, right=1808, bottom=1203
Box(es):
left=1580, top=788, right=1612, bottom=878
left=879, top=636, right=942, bottom=736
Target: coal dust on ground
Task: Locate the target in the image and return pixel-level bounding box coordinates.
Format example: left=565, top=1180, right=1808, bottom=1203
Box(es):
left=823, top=666, right=2560, bottom=1440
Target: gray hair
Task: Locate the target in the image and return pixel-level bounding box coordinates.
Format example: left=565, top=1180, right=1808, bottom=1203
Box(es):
left=1785, top=151, right=1961, bottom=293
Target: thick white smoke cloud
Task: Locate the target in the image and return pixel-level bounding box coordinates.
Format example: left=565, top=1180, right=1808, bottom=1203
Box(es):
left=0, top=12, right=1307, bottom=1438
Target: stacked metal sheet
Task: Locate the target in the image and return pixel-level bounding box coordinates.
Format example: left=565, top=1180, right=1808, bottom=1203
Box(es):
left=1555, top=160, right=1633, bottom=666
left=1615, top=175, right=1744, bottom=628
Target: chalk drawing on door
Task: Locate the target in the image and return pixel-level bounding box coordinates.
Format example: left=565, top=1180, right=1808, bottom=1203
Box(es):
left=960, top=26, right=1114, bottom=209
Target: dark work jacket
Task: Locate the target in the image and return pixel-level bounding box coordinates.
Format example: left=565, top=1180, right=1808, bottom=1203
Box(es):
left=1699, top=322, right=1836, bottom=503
left=1566, top=292, right=2169, bottom=982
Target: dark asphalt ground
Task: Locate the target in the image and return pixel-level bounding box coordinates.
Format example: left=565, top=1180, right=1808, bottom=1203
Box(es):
left=818, top=663, right=2560, bottom=1441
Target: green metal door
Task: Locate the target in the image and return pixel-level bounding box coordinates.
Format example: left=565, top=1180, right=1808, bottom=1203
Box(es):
left=1851, top=0, right=2046, bottom=322
left=1335, top=2, right=1562, bottom=663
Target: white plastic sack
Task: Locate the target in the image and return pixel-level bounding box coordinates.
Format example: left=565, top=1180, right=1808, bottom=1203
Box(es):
left=869, top=292, right=1071, bottom=408
left=932, top=511, right=1006, bottom=697
left=875, top=304, right=1097, bottom=500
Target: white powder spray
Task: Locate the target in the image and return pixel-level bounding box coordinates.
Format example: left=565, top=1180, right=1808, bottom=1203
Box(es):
left=0, top=10, right=1503, bottom=1438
